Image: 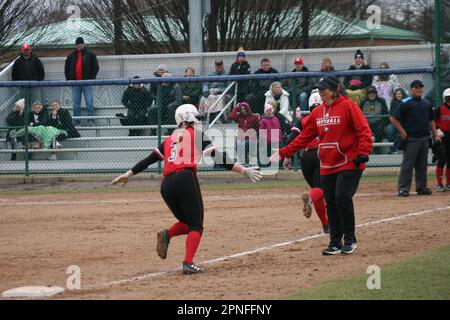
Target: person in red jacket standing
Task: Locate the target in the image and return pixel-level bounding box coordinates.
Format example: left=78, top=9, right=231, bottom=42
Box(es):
left=434, top=88, right=450, bottom=192
left=229, top=102, right=260, bottom=166
left=270, top=76, right=373, bottom=255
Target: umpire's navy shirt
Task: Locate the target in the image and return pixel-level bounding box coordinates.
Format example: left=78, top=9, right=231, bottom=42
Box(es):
left=392, top=96, right=435, bottom=139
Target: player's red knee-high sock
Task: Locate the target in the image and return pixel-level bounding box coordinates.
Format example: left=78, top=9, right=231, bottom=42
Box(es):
left=309, top=188, right=328, bottom=226
left=184, top=231, right=202, bottom=264
left=168, top=222, right=189, bottom=238
left=436, top=167, right=444, bottom=186
left=446, top=168, right=450, bottom=185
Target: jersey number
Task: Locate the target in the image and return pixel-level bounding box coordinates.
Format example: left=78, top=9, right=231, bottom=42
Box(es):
left=168, top=141, right=178, bottom=162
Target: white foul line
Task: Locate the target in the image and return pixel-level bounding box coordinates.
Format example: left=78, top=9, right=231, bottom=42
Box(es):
left=0, top=192, right=395, bottom=207
left=85, top=205, right=450, bottom=291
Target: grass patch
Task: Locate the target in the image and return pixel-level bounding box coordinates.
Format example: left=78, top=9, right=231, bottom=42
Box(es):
left=285, top=245, right=450, bottom=300
left=0, top=173, right=402, bottom=196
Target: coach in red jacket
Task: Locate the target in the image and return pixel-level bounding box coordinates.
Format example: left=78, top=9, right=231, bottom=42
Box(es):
left=271, top=76, right=373, bottom=255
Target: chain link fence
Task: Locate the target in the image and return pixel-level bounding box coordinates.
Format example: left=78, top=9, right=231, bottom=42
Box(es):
left=0, top=64, right=436, bottom=175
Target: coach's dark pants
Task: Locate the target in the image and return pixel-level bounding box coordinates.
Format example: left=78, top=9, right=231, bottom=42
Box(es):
left=160, top=169, right=204, bottom=233
left=321, top=170, right=362, bottom=246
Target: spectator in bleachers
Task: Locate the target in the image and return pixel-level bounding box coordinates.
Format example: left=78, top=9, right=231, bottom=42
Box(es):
left=159, top=73, right=182, bottom=126
left=259, top=103, right=281, bottom=166
left=390, top=80, right=439, bottom=197
left=320, top=58, right=335, bottom=72
left=372, top=62, right=400, bottom=110
left=229, top=48, right=251, bottom=103
left=64, top=37, right=99, bottom=127
left=284, top=58, right=313, bottom=112
left=180, top=67, right=202, bottom=106
left=47, top=100, right=80, bottom=139
left=359, top=86, right=389, bottom=154
left=251, top=58, right=279, bottom=115
left=12, top=44, right=45, bottom=103
left=6, top=99, right=25, bottom=161
left=200, top=59, right=229, bottom=122
left=229, top=102, right=260, bottom=166
left=120, top=76, right=152, bottom=136
left=386, top=88, right=407, bottom=153
left=265, top=81, right=292, bottom=123
left=344, top=49, right=372, bottom=106
left=150, top=64, right=168, bottom=101
left=29, top=101, right=49, bottom=127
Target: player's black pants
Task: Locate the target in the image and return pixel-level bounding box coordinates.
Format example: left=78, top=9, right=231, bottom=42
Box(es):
left=160, top=169, right=204, bottom=233
left=321, top=170, right=362, bottom=246
left=300, top=148, right=321, bottom=188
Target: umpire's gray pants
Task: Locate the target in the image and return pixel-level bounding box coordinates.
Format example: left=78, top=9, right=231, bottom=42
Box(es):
left=398, top=136, right=430, bottom=193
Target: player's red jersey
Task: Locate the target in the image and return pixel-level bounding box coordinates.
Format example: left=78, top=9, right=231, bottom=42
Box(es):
left=436, top=104, right=450, bottom=133
left=161, top=127, right=203, bottom=175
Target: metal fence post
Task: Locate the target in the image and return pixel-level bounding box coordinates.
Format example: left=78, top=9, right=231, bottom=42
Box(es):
left=434, top=0, right=442, bottom=106
left=156, top=85, right=162, bottom=174
left=24, top=87, right=31, bottom=177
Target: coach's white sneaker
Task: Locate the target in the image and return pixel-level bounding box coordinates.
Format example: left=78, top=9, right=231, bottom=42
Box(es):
left=301, top=192, right=312, bottom=218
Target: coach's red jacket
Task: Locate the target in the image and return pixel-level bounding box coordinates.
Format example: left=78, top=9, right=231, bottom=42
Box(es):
left=279, top=95, right=373, bottom=175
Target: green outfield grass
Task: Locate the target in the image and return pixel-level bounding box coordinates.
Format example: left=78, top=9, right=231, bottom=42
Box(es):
left=285, top=245, right=450, bottom=300
left=0, top=173, right=402, bottom=196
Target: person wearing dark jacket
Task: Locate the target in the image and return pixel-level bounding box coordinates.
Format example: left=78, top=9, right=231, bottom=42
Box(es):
left=359, top=86, right=389, bottom=154
left=29, top=102, right=49, bottom=127
left=344, top=50, right=373, bottom=106
left=229, top=48, right=251, bottom=103
left=147, top=73, right=182, bottom=133
left=64, top=37, right=99, bottom=126
left=47, top=100, right=80, bottom=139
left=12, top=44, right=45, bottom=103
left=120, top=76, right=152, bottom=136
left=6, top=99, right=26, bottom=161
left=284, top=58, right=313, bottom=112
left=150, top=64, right=168, bottom=101
left=251, top=58, right=278, bottom=115
left=180, top=67, right=202, bottom=106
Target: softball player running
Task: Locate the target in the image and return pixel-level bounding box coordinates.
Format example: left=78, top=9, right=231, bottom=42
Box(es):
left=284, top=90, right=329, bottom=233
left=112, top=104, right=262, bottom=274
left=435, top=88, right=450, bottom=192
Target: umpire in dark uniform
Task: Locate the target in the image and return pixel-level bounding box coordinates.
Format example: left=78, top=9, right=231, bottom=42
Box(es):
left=390, top=80, right=441, bottom=197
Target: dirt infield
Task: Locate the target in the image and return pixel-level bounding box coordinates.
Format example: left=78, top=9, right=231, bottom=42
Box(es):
left=0, top=176, right=449, bottom=300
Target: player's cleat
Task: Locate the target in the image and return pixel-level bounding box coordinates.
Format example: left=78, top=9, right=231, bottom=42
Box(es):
left=446, top=184, right=450, bottom=192
left=322, top=224, right=330, bottom=234
left=437, top=184, right=446, bottom=192
left=156, top=229, right=170, bottom=259
left=301, top=192, right=312, bottom=218
left=341, top=242, right=358, bottom=254
left=182, top=261, right=205, bottom=274
left=322, top=244, right=342, bottom=255
left=398, top=191, right=409, bottom=197
left=417, top=188, right=432, bottom=195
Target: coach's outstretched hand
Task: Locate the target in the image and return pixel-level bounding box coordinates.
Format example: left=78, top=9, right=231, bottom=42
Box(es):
left=111, top=170, right=134, bottom=187
left=242, top=167, right=263, bottom=183
left=283, top=158, right=292, bottom=170
left=269, top=149, right=281, bottom=163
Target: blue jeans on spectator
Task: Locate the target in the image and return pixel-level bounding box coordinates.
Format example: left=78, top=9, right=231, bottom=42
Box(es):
left=72, top=86, right=95, bottom=125
left=298, top=91, right=309, bottom=111
left=386, top=124, right=400, bottom=152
